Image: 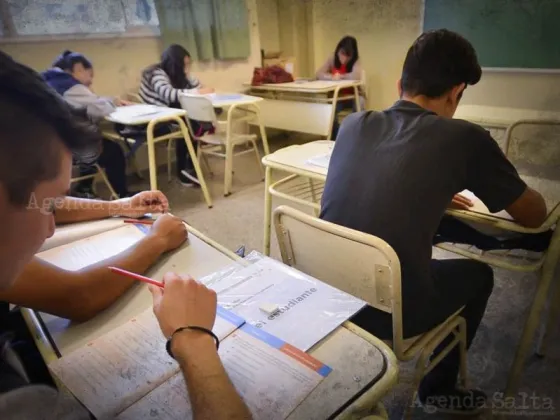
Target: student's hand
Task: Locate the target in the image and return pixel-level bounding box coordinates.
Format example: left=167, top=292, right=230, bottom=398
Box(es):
left=332, top=73, right=341, bottom=81
left=114, top=98, right=134, bottom=106
left=197, top=87, right=215, bottom=95
left=150, top=274, right=217, bottom=338
left=115, top=190, right=170, bottom=218
left=448, top=193, right=474, bottom=210
left=147, top=214, right=188, bottom=252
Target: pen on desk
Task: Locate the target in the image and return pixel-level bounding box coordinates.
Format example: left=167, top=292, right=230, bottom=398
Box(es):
left=108, top=266, right=164, bottom=288
left=123, top=218, right=155, bottom=225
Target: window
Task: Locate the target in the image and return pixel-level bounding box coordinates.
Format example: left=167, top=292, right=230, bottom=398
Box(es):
left=0, top=0, right=160, bottom=41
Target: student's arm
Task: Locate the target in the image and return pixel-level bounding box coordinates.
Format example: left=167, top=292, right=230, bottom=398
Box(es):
left=151, top=69, right=183, bottom=105
left=339, top=59, right=363, bottom=80
left=151, top=275, right=252, bottom=420
left=63, top=84, right=116, bottom=121
left=315, top=57, right=334, bottom=80
left=0, top=215, right=187, bottom=322
left=467, top=129, right=547, bottom=228
left=505, top=187, right=547, bottom=228
left=53, top=191, right=169, bottom=224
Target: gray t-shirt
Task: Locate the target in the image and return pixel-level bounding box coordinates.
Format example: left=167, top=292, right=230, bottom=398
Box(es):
left=320, top=100, right=526, bottom=318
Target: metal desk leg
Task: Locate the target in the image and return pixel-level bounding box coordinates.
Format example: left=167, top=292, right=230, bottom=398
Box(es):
left=263, top=166, right=273, bottom=255
left=505, top=253, right=558, bottom=397
left=146, top=126, right=158, bottom=191
left=255, top=105, right=270, bottom=156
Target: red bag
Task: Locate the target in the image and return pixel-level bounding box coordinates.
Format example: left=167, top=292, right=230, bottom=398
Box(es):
left=251, top=65, right=294, bottom=86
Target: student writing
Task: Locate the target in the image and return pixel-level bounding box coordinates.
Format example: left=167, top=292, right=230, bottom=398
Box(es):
left=315, top=36, right=365, bottom=138
left=320, top=29, right=546, bottom=415
left=0, top=51, right=251, bottom=420
left=139, top=44, right=215, bottom=187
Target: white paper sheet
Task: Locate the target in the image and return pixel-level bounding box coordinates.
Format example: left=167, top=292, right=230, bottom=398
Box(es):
left=117, top=323, right=330, bottom=420
left=459, top=190, right=513, bottom=220
left=111, top=104, right=160, bottom=119
left=306, top=152, right=332, bottom=169
left=50, top=307, right=245, bottom=419
left=36, top=224, right=148, bottom=271
left=202, top=257, right=365, bottom=351
left=39, top=218, right=125, bottom=252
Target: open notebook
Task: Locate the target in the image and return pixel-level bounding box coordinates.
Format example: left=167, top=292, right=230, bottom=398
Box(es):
left=49, top=307, right=331, bottom=420
left=37, top=223, right=149, bottom=271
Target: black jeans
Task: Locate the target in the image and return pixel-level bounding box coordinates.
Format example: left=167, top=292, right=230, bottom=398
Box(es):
left=331, top=99, right=356, bottom=140
left=78, top=139, right=128, bottom=197
left=351, top=259, right=494, bottom=394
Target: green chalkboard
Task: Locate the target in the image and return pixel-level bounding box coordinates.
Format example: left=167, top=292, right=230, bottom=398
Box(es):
left=423, top=0, right=560, bottom=70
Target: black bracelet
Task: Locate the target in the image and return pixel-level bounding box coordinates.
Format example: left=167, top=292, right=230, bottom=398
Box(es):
left=166, top=326, right=220, bottom=359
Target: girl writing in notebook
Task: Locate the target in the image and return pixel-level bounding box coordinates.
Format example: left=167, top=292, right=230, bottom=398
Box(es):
left=316, top=36, right=366, bottom=139
left=139, top=44, right=215, bottom=187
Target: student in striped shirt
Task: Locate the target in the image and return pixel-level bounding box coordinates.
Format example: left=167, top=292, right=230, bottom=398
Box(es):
left=139, top=44, right=214, bottom=186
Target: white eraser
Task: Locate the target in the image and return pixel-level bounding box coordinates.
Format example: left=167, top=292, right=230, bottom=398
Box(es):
left=259, top=303, right=279, bottom=315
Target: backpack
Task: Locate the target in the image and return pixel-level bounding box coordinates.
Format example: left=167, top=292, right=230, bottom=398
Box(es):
left=251, top=65, right=294, bottom=86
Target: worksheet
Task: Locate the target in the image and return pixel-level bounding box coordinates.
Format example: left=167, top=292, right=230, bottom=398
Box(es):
left=117, top=323, right=331, bottom=420
left=203, top=256, right=365, bottom=351
left=49, top=307, right=245, bottom=419
left=36, top=224, right=148, bottom=271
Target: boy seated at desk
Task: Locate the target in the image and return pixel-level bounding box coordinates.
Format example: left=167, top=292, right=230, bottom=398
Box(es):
left=320, top=29, right=547, bottom=415
left=0, top=52, right=251, bottom=419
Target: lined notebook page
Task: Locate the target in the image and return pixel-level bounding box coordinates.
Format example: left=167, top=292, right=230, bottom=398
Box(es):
left=37, top=224, right=147, bottom=271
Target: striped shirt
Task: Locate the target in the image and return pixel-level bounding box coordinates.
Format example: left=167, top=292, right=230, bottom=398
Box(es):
left=139, top=66, right=201, bottom=106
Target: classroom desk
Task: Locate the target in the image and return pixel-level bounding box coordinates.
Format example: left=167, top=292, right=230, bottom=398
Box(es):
left=244, top=80, right=363, bottom=139
left=26, top=220, right=398, bottom=419
left=106, top=104, right=213, bottom=208
left=262, top=140, right=332, bottom=255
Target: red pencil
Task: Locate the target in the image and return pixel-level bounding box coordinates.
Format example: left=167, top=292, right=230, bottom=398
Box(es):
left=123, top=218, right=154, bottom=225
left=108, top=266, right=164, bottom=288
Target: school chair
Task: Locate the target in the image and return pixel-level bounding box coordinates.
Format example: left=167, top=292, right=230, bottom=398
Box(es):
left=436, top=118, right=560, bottom=399
left=178, top=93, right=264, bottom=196
left=336, top=69, right=367, bottom=125
left=273, top=205, right=467, bottom=420
left=71, top=163, right=119, bottom=200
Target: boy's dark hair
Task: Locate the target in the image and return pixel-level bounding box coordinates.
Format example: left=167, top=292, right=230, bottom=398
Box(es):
left=333, top=36, right=359, bottom=72
left=53, top=50, right=93, bottom=71
left=401, top=29, right=482, bottom=98
left=0, top=51, right=97, bottom=206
